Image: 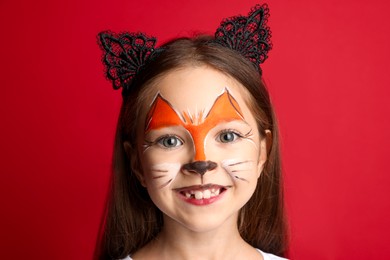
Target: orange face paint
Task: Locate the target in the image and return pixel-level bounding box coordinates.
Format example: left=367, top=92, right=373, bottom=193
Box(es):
left=145, top=89, right=244, bottom=161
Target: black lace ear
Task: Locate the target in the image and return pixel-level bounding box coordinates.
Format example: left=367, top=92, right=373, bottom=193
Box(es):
left=98, top=32, right=159, bottom=94
left=215, top=4, right=272, bottom=73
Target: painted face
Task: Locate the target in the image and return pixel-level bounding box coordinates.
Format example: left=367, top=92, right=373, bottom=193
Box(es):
left=135, top=66, right=267, bottom=232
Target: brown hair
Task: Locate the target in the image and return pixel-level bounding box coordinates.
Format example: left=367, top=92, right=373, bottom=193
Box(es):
left=94, top=36, right=288, bottom=259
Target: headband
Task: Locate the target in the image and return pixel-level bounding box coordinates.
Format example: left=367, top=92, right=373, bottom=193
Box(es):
left=98, top=4, right=272, bottom=96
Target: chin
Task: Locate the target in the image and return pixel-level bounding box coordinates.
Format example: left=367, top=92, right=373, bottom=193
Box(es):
left=166, top=210, right=239, bottom=234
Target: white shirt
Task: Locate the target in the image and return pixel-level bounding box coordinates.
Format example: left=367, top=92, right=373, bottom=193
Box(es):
left=122, top=248, right=288, bottom=259
left=259, top=249, right=288, bottom=260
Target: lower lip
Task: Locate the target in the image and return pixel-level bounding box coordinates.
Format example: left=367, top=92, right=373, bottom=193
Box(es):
left=177, top=189, right=226, bottom=206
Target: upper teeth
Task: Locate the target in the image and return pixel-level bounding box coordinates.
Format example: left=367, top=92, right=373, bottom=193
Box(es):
left=184, top=188, right=221, bottom=200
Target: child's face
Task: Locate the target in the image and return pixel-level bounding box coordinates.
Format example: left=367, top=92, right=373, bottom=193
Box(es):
left=134, top=66, right=267, bottom=232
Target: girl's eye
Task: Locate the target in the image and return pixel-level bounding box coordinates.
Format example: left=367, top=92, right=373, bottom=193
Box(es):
left=157, top=135, right=183, bottom=148
left=218, top=131, right=240, bottom=143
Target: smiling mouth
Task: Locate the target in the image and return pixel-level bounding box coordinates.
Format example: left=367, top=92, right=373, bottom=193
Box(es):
left=174, top=184, right=229, bottom=200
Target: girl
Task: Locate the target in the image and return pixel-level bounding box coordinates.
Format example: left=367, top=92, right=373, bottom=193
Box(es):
left=96, top=4, right=288, bottom=260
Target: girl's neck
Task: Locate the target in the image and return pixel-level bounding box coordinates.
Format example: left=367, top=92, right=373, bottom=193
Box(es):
left=133, top=213, right=262, bottom=260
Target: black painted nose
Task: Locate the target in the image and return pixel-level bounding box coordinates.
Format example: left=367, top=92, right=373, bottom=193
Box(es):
left=182, top=161, right=218, bottom=176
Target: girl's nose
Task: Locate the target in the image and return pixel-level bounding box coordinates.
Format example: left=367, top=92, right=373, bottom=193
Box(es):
left=182, top=161, right=217, bottom=176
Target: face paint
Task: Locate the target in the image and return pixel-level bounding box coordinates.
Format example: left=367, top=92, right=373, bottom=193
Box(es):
left=145, top=89, right=244, bottom=161
left=136, top=67, right=267, bottom=234
left=221, top=159, right=256, bottom=182
left=149, top=162, right=181, bottom=189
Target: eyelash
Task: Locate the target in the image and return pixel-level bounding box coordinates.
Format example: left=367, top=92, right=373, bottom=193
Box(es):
left=216, top=129, right=245, bottom=143
left=155, top=134, right=184, bottom=149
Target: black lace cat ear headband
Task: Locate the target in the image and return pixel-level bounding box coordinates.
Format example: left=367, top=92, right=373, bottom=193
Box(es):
left=98, top=4, right=272, bottom=96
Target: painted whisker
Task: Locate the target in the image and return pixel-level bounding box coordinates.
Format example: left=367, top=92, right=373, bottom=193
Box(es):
left=159, top=179, right=173, bottom=189
left=151, top=169, right=169, bottom=173
left=227, top=160, right=253, bottom=166
left=234, top=176, right=249, bottom=182
left=152, top=175, right=166, bottom=179
left=231, top=169, right=252, bottom=173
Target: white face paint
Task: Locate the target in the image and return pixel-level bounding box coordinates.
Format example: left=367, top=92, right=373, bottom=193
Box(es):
left=221, top=159, right=257, bottom=182
left=136, top=66, right=268, bottom=233
left=148, top=163, right=182, bottom=189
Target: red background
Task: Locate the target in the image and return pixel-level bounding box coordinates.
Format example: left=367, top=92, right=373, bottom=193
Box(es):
left=1, top=0, right=390, bottom=259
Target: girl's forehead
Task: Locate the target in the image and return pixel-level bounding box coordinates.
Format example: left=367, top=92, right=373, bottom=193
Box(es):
left=144, top=66, right=250, bottom=113
left=136, top=66, right=259, bottom=136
